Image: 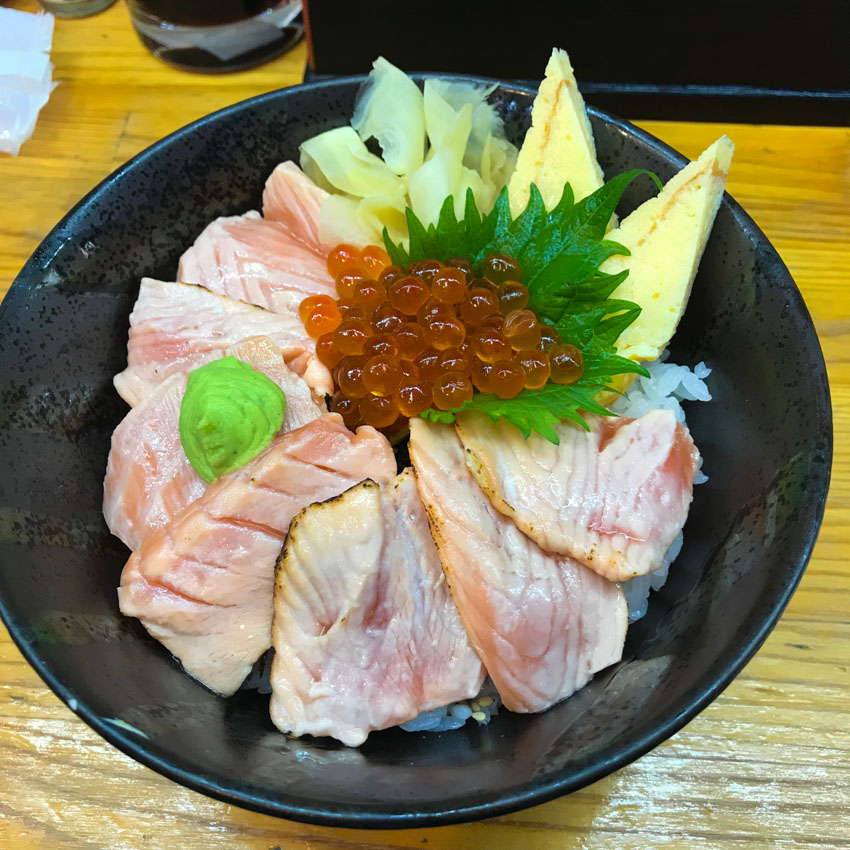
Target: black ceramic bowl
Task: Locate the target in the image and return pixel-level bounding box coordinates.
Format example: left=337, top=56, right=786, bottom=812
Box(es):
left=0, top=77, right=831, bottom=828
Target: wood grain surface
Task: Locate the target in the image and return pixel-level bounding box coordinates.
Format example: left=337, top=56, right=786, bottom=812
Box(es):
left=1, top=2, right=848, bottom=847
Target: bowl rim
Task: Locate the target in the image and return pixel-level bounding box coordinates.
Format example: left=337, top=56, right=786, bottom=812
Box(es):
left=0, top=74, right=833, bottom=828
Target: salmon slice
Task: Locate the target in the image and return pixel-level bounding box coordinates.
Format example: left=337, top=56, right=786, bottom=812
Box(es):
left=262, top=161, right=329, bottom=252
left=176, top=211, right=336, bottom=394
left=270, top=469, right=484, bottom=746
left=104, top=336, right=325, bottom=551
left=409, top=419, right=627, bottom=714
left=113, top=278, right=329, bottom=407
left=456, top=410, right=700, bottom=582
left=118, top=414, right=396, bottom=697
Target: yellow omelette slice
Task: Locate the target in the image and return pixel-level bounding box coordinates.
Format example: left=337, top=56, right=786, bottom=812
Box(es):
left=605, top=136, right=734, bottom=364
left=507, top=48, right=605, bottom=216
left=594, top=136, right=733, bottom=406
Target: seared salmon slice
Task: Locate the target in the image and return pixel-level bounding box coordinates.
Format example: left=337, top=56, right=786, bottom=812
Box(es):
left=113, top=279, right=327, bottom=407
left=409, top=419, right=627, bottom=714
left=456, top=410, right=700, bottom=581
left=262, top=161, right=328, bottom=253
left=118, top=415, right=396, bottom=696
left=270, top=469, right=484, bottom=746
left=104, top=336, right=325, bottom=551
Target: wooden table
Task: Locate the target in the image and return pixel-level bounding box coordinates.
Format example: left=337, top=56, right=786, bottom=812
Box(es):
left=1, top=2, right=848, bottom=847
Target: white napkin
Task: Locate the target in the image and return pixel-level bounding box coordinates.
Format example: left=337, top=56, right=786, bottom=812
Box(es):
left=0, top=8, right=57, bottom=156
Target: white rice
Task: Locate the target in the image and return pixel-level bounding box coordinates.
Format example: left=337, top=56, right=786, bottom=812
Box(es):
left=400, top=680, right=501, bottom=732
left=612, top=352, right=712, bottom=621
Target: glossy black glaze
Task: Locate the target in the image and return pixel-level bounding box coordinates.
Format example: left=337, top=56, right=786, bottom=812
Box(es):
left=0, top=77, right=832, bottom=828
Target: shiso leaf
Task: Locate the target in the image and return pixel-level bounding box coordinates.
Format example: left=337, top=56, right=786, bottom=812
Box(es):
left=390, top=172, right=662, bottom=441
left=383, top=170, right=661, bottom=327
left=421, top=383, right=617, bottom=443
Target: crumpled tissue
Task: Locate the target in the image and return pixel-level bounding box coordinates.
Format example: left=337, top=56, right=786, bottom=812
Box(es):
left=0, top=7, right=57, bottom=156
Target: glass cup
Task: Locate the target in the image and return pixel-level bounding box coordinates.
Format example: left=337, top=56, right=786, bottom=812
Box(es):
left=37, top=0, right=117, bottom=17
left=125, top=0, right=303, bottom=73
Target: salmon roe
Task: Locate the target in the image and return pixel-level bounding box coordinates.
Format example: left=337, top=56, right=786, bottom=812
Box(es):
left=359, top=394, right=399, bottom=428
left=497, top=281, right=530, bottom=315
left=503, top=309, right=541, bottom=351
left=516, top=349, right=551, bottom=389
left=330, top=391, right=361, bottom=429
left=326, top=244, right=359, bottom=279
left=395, top=382, right=433, bottom=417
left=550, top=344, right=584, bottom=385
left=303, top=296, right=342, bottom=338
left=433, top=372, right=473, bottom=410
left=490, top=360, right=526, bottom=399
left=359, top=245, right=391, bottom=277
left=300, top=244, right=581, bottom=432
left=538, top=323, right=562, bottom=352
left=482, top=253, right=522, bottom=285
left=336, top=266, right=369, bottom=299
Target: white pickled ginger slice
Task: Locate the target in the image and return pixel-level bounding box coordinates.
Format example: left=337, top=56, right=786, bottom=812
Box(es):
left=357, top=193, right=408, bottom=246
left=427, top=78, right=516, bottom=177
left=422, top=80, right=473, bottom=153
left=0, top=8, right=54, bottom=52
left=408, top=83, right=474, bottom=226
left=317, top=194, right=375, bottom=248
left=352, top=57, right=426, bottom=178
left=317, top=192, right=408, bottom=248
left=480, top=133, right=518, bottom=209
left=300, top=126, right=402, bottom=199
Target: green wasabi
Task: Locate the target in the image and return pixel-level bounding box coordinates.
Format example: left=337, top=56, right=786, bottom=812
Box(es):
left=178, top=357, right=286, bottom=484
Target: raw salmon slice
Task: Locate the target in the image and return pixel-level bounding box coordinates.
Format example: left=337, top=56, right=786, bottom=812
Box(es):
left=409, top=419, right=627, bottom=714
left=456, top=410, right=700, bottom=581
left=176, top=210, right=336, bottom=394
left=113, top=278, right=329, bottom=407
left=104, top=336, right=325, bottom=551
left=177, top=211, right=333, bottom=312
left=262, top=161, right=328, bottom=252
left=270, top=469, right=484, bottom=746
left=118, top=414, right=396, bottom=697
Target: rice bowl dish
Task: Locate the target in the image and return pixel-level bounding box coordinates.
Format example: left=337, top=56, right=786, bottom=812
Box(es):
left=0, top=47, right=830, bottom=826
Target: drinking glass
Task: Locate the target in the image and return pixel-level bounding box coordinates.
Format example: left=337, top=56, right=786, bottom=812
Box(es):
left=37, top=0, right=117, bottom=17
left=125, top=0, right=303, bottom=72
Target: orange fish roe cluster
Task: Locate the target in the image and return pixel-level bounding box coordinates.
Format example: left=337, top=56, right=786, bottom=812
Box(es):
left=299, top=244, right=584, bottom=431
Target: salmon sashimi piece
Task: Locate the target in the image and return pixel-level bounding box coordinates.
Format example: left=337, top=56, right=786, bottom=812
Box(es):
left=270, top=469, right=484, bottom=746
left=105, top=372, right=200, bottom=551
left=104, top=336, right=325, bottom=551
left=456, top=410, right=700, bottom=582
left=113, top=278, right=328, bottom=407
left=409, top=419, right=627, bottom=714
left=262, top=161, right=328, bottom=252
left=118, top=414, right=396, bottom=697
left=176, top=211, right=335, bottom=310
left=176, top=210, right=335, bottom=394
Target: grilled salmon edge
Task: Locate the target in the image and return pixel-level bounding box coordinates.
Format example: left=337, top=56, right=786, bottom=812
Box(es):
left=270, top=478, right=382, bottom=654
left=456, top=425, right=518, bottom=521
